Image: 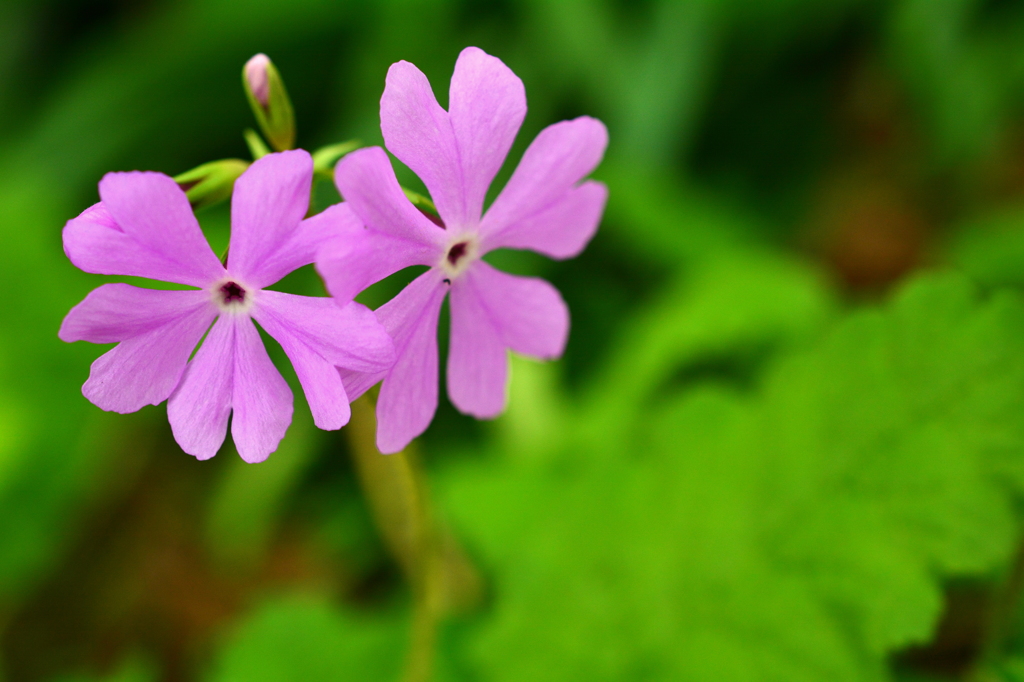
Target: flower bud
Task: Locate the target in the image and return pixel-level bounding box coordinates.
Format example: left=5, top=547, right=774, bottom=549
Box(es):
left=174, top=159, right=249, bottom=210
left=244, top=54, right=271, bottom=107
left=242, top=53, right=295, bottom=152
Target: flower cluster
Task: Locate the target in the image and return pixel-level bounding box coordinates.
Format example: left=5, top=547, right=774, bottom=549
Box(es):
left=61, top=47, right=607, bottom=459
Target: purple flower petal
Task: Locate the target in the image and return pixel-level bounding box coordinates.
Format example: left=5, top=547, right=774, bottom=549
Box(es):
left=481, top=180, right=607, bottom=259
left=447, top=269, right=508, bottom=418
left=379, top=49, right=526, bottom=231
left=96, top=173, right=224, bottom=286
left=168, top=315, right=236, bottom=460
left=250, top=203, right=362, bottom=289
left=59, top=284, right=212, bottom=344
left=254, top=291, right=395, bottom=373
left=76, top=293, right=216, bottom=414
left=252, top=291, right=395, bottom=430
left=479, top=117, right=608, bottom=252
left=64, top=202, right=223, bottom=288
left=447, top=46, right=526, bottom=231
left=380, top=60, right=467, bottom=228
left=337, top=365, right=386, bottom=405
left=228, top=150, right=314, bottom=287
left=463, top=261, right=569, bottom=359
left=374, top=271, right=448, bottom=453
left=334, top=147, right=445, bottom=249
left=230, top=315, right=293, bottom=463
left=257, top=320, right=350, bottom=431
left=317, top=222, right=439, bottom=304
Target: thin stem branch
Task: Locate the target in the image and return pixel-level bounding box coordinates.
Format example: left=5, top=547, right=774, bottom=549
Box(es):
left=344, top=393, right=481, bottom=682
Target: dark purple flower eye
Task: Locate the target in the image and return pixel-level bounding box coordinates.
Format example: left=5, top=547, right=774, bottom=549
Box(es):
left=446, top=241, right=469, bottom=267
left=220, top=281, right=246, bottom=304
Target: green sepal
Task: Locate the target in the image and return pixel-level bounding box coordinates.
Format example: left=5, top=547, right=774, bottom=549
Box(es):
left=173, top=158, right=249, bottom=211
left=243, top=129, right=271, bottom=160
left=402, top=187, right=439, bottom=218
left=312, top=140, right=360, bottom=182
left=243, top=56, right=296, bottom=152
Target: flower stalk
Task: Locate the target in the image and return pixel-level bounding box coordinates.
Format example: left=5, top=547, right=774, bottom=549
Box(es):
left=173, top=158, right=249, bottom=210
left=312, top=140, right=361, bottom=182
left=243, top=128, right=271, bottom=160
left=345, top=392, right=482, bottom=682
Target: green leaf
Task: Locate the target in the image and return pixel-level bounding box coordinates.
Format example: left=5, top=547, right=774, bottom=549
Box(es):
left=580, top=251, right=835, bottom=452
left=205, top=594, right=404, bottom=682
left=439, top=273, right=1024, bottom=681
left=950, top=203, right=1024, bottom=289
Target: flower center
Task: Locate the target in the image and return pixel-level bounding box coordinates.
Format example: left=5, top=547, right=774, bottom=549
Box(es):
left=212, top=278, right=254, bottom=314
left=447, top=241, right=469, bottom=267
left=221, top=281, right=245, bottom=303
left=440, top=236, right=479, bottom=279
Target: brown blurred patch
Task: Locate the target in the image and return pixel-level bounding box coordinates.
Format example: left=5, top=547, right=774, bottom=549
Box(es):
left=804, top=56, right=933, bottom=293
left=895, top=583, right=989, bottom=677
left=972, top=122, right=1024, bottom=206
left=0, top=420, right=378, bottom=682
left=810, top=168, right=929, bottom=291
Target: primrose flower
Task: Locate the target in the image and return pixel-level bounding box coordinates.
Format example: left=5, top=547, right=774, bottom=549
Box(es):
left=317, top=47, right=608, bottom=453
left=60, top=150, right=395, bottom=462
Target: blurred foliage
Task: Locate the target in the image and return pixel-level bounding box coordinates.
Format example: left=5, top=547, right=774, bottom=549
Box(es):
left=205, top=595, right=403, bottom=682
left=5, top=0, right=1024, bottom=681
left=439, top=274, right=1024, bottom=680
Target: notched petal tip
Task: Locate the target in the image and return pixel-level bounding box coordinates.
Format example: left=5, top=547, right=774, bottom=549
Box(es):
left=236, top=447, right=273, bottom=464
left=256, top=146, right=313, bottom=167
left=89, top=170, right=224, bottom=287
left=375, top=413, right=422, bottom=454
left=57, top=314, right=79, bottom=344
left=230, top=317, right=293, bottom=464
left=385, top=59, right=424, bottom=81
left=572, top=115, right=609, bottom=152
left=185, top=443, right=222, bottom=461
left=77, top=298, right=215, bottom=415
left=375, top=438, right=405, bottom=456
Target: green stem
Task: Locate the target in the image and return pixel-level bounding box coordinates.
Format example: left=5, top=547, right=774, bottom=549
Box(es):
left=345, top=393, right=481, bottom=682
left=243, top=128, right=271, bottom=160
left=405, top=596, right=440, bottom=682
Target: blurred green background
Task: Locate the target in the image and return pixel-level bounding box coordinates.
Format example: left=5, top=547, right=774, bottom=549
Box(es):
left=8, top=0, right=1024, bottom=680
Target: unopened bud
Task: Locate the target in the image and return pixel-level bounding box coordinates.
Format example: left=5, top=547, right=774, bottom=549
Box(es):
left=244, top=54, right=271, bottom=107
left=242, top=53, right=295, bottom=152
left=174, top=159, right=250, bottom=210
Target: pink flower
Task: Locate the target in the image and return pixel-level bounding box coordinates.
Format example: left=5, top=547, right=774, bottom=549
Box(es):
left=317, top=47, right=608, bottom=454
left=60, top=150, right=395, bottom=463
